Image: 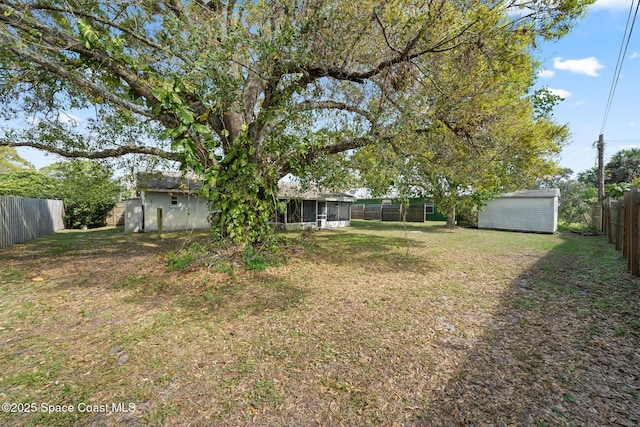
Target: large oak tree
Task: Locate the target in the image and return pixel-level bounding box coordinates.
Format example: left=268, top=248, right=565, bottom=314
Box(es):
left=0, top=0, right=592, bottom=243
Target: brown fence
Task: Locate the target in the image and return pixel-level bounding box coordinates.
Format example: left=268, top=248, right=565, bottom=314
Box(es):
left=601, top=187, right=640, bottom=275
left=351, top=203, right=426, bottom=222
left=0, top=196, right=65, bottom=249
left=105, top=202, right=125, bottom=226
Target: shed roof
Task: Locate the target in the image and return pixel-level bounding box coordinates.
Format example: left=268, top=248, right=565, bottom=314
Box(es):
left=498, top=189, right=560, bottom=199
left=137, top=172, right=203, bottom=192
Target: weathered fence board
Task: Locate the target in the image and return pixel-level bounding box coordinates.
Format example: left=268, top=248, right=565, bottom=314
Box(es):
left=364, top=204, right=382, bottom=220
left=601, top=188, right=640, bottom=276
left=350, top=204, right=365, bottom=220
left=351, top=203, right=426, bottom=222
left=382, top=204, right=403, bottom=222
left=0, top=196, right=65, bottom=249
left=105, top=202, right=125, bottom=226
left=627, top=189, right=639, bottom=275
left=405, top=204, right=426, bottom=222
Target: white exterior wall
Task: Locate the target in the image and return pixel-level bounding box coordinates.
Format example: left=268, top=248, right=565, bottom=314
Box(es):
left=142, top=192, right=210, bottom=232
left=478, top=196, right=558, bottom=233
left=124, top=198, right=143, bottom=232
left=279, top=219, right=351, bottom=231
left=324, top=220, right=351, bottom=229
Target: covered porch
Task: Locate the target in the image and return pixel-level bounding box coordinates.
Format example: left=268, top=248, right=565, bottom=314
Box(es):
left=272, top=182, right=353, bottom=231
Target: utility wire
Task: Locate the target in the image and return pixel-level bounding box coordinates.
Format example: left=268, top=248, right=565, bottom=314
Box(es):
left=600, top=0, right=640, bottom=135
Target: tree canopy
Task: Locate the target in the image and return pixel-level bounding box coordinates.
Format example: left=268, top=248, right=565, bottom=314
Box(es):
left=0, top=0, right=593, bottom=243
left=578, top=148, right=640, bottom=188
left=0, top=147, right=34, bottom=173
left=604, top=148, right=640, bottom=185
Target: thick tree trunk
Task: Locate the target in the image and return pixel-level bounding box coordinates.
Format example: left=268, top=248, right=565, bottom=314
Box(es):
left=445, top=205, right=456, bottom=228
left=205, top=143, right=279, bottom=246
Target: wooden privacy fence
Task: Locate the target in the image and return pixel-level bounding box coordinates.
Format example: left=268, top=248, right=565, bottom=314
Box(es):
left=0, top=196, right=65, bottom=249
left=351, top=203, right=426, bottom=222
left=105, top=202, right=125, bottom=227
left=601, top=187, right=640, bottom=275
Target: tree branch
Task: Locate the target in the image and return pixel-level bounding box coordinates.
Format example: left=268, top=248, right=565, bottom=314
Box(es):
left=0, top=139, right=182, bottom=162
left=25, top=3, right=179, bottom=60
left=295, top=100, right=375, bottom=123
left=301, top=19, right=479, bottom=84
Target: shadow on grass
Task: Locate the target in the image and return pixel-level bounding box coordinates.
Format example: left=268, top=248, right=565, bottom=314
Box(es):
left=310, top=224, right=442, bottom=275
left=418, top=232, right=640, bottom=426
left=349, top=219, right=449, bottom=234
left=1, top=227, right=309, bottom=319
left=0, top=227, right=215, bottom=263
left=126, top=270, right=310, bottom=319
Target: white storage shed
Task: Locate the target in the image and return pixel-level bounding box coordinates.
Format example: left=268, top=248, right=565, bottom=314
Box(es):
left=478, top=189, right=560, bottom=234
left=125, top=172, right=211, bottom=233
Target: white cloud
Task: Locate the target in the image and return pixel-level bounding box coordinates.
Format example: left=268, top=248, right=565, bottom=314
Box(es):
left=58, top=112, right=82, bottom=124
left=591, top=0, right=633, bottom=10
left=630, top=52, right=639, bottom=59
left=553, top=57, right=604, bottom=77
left=26, top=116, right=40, bottom=125
left=25, top=112, right=83, bottom=125
left=538, top=69, right=555, bottom=78
left=630, top=122, right=637, bottom=127
left=570, top=99, right=587, bottom=108
left=547, top=88, right=572, bottom=99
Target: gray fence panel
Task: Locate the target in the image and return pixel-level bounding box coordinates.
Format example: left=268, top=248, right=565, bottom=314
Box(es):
left=0, top=196, right=65, bottom=249
left=364, top=204, right=382, bottom=220
left=381, top=204, right=402, bottom=221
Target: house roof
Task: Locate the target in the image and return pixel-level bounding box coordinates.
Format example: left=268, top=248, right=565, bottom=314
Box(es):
left=137, top=172, right=203, bottom=193
left=277, top=181, right=355, bottom=202
left=498, top=189, right=560, bottom=199
left=137, top=173, right=354, bottom=201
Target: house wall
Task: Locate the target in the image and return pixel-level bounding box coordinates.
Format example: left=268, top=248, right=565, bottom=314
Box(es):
left=142, top=192, right=210, bottom=232
left=478, top=197, right=558, bottom=233
left=277, top=220, right=350, bottom=231
left=273, top=200, right=352, bottom=230
left=124, top=198, right=143, bottom=233
left=324, top=220, right=350, bottom=229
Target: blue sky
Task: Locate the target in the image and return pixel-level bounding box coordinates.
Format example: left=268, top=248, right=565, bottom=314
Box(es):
left=535, top=0, right=640, bottom=176
left=16, top=0, right=640, bottom=178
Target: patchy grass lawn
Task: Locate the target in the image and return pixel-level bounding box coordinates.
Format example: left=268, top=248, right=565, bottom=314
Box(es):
left=0, top=221, right=638, bottom=426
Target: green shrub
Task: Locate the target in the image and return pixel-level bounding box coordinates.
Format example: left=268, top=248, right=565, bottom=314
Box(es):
left=165, top=242, right=209, bottom=271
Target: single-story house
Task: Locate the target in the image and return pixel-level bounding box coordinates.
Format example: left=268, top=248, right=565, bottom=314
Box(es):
left=273, top=181, right=354, bottom=231
left=477, top=189, right=560, bottom=234
left=124, top=172, right=210, bottom=233
left=124, top=173, right=353, bottom=232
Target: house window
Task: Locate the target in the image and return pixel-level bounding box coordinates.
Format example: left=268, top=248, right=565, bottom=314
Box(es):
left=170, top=195, right=178, bottom=206
left=426, top=203, right=434, bottom=215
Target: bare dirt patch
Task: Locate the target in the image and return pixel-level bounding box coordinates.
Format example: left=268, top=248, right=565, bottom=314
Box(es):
left=0, top=222, right=638, bottom=426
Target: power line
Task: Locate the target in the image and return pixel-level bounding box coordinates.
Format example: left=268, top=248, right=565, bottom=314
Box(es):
left=600, top=0, right=640, bottom=135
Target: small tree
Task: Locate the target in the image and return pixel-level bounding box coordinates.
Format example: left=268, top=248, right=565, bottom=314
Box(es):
left=0, top=161, right=123, bottom=229
left=557, top=180, right=597, bottom=226
left=605, top=149, right=640, bottom=185
left=0, top=170, right=59, bottom=198
left=579, top=149, right=640, bottom=187
left=41, top=161, right=123, bottom=228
